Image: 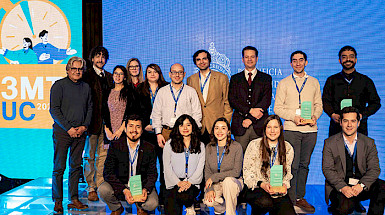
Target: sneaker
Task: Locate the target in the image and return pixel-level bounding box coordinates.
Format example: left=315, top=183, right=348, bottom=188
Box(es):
left=185, top=206, right=196, bottom=215
left=295, top=199, right=315, bottom=213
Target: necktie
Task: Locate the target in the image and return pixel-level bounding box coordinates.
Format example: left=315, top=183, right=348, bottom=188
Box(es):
left=100, top=72, right=105, bottom=78
left=248, top=72, right=252, bottom=85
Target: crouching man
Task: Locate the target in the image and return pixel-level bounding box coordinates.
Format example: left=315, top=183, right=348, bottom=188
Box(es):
left=99, top=114, right=158, bottom=215
left=322, top=107, right=385, bottom=215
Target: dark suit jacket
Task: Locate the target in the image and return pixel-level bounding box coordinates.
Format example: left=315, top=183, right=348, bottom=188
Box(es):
left=103, top=134, right=157, bottom=197
left=82, top=67, right=113, bottom=134
left=187, top=70, right=233, bottom=134
left=322, top=132, right=380, bottom=204
left=228, top=70, right=272, bottom=136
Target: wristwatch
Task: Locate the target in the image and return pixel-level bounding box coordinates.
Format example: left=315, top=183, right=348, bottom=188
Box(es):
left=358, top=181, right=368, bottom=191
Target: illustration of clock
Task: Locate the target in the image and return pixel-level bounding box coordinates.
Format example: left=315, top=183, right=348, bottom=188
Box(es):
left=0, top=0, right=71, bottom=63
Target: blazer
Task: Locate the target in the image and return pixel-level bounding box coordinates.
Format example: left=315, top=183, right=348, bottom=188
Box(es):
left=103, top=134, right=157, bottom=197
left=136, top=82, right=169, bottom=128
left=82, top=67, right=114, bottom=134
left=187, top=70, right=233, bottom=134
left=322, top=132, right=380, bottom=204
left=228, top=70, right=272, bottom=136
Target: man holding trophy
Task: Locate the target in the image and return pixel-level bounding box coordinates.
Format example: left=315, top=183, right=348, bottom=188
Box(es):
left=274, top=51, right=323, bottom=212
left=99, top=114, right=158, bottom=215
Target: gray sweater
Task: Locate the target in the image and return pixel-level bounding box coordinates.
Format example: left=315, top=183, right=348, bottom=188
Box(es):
left=50, top=77, right=92, bottom=132
left=205, top=140, right=243, bottom=192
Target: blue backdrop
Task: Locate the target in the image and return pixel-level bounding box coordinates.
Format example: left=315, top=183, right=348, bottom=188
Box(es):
left=103, top=0, right=385, bottom=185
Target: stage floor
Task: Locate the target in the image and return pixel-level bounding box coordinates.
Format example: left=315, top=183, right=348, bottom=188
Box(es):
left=0, top=178, right=369, bottom=214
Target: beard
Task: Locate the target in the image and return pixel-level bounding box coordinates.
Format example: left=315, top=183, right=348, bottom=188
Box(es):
left=342, top=61, right=356, bottom=70
left=127, top=133, right=140, bottom=142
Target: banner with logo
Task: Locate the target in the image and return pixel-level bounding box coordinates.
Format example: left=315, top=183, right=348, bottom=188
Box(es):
left=0, top=0, right=82, bottom=178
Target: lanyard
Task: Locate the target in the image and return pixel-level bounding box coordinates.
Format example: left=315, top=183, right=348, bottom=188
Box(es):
left=150, top=87, right=159, bottom=106
left=170, top=84, right=184, bottom=115
left=184, top=145, right=191, bottom=179
left=199, top=71, right=211, bottom=93
left=341, top=72, right=354, bottom=84
left=291, top=74, right=308, bottom=107
left=344, top=139, right=357, bottom=175
left=128, top=143, right=140, bottom=176
left=216, top=145, right=227, bottom=172
left=344, top=78, right=353, bottom=84
left=270, top=144, right=279, bottom=168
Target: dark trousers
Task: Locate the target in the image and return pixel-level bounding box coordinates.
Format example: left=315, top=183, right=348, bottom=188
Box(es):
left=164, top=185, right=199, bottom=215
left=142, top=130, right=165, bottom=204
left=52, top=130, right=86, bottom=201
left=196, top=129, right=211, bottom=202
left=329, top=179, right=385, bottom=215
left=284, top=131, right=317, bottom=202
left=245, top=187, right=296, bottom=215
left=200, top=129, right=211, bottom=145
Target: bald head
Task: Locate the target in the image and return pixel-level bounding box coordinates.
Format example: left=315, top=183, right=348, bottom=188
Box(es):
left=169, top=63, right=185, bottom=85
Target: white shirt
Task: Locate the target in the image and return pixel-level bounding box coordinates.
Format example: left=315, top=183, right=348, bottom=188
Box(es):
left=151, top=83, right=202, bottom=134
left=244, top=68, right=257, bottom=81
left=93, top=65, right=105, bottom=77
left=343, top=133, right=358, bottom=156
left=126, top=140, right=140, bottom=188
left=199, top=71, right=211, bottom=103
left=292, top=71, right=309, bottom=79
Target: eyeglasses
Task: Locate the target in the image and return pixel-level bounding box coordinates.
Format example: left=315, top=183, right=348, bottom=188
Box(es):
left=170, top=71, right=184, bottom=75
left=70, top=67, right=84, bottom=72
left=113, top=73, right=124, bottom=76
left=129, top=65, right=140, bottom=69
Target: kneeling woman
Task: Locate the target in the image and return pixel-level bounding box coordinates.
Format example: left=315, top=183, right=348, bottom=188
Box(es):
left=163, top=114, right=205, bottom=215
left=243, top=115, right=296, bottom=215
left=203, top=117, right=243, bottom=215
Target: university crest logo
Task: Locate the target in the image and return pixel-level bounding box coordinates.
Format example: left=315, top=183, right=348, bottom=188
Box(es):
left=195, top=42, right=231, bottom=78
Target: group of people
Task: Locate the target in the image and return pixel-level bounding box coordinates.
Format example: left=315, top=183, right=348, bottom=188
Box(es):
left=49, top=45, right=384, bottom=215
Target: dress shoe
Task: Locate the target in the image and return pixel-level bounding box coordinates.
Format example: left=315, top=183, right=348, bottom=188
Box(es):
left=354, top=202, right=366, bottom=213
left=88, top=191, right=99, bottom=201
left=54, top=201, right=63, bottom=214
left=67, top=199, right=88, bottom=210
left=111, top=206, right=124, bottom=215
left=137, top=207, right=148, bottom=215
left=295, top=198, right=315, bottom=213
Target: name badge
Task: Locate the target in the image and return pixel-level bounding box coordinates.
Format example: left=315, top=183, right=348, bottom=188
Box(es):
left=348, top=178, right=359, bottom=186
left=295, top=109, right=301, bottom=116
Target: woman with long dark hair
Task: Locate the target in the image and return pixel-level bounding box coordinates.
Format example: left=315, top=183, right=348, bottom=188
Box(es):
left=163, top=114, right=205, bottom=215
left=138, top=63, right=168, bottom=132
left=137, top=63, right=168, bottom=205
left=126, top=58, right=144, bottom=88
left=102, top=65, right=138, bottom=142
left=203, top=117, right=243, bottom=215
left=243, top=115, right=295, bottom=215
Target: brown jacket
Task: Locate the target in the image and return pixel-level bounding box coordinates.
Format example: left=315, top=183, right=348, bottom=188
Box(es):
left=187, top=70, right=232, bottom=134
left=82, top=67, right=113, bottom=134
